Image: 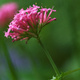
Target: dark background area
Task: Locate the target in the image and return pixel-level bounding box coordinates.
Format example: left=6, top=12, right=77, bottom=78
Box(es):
left=0, top=0, right=80, bottom=80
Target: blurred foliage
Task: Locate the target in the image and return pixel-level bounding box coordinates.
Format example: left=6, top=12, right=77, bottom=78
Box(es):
left=0, top=0, right=80, bottom=80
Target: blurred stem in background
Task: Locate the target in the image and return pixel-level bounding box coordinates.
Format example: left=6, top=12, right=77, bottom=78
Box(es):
left=0, top=29, right=18, bottom=80
left=36, top=36, right=60, bottom=77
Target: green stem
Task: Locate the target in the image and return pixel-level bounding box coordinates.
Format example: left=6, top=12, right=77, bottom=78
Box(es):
left=0, top=31, right=18, bottom=80
left=37, top=36, right=60, bottom=76
left=62, top=68, right=80, bottom=78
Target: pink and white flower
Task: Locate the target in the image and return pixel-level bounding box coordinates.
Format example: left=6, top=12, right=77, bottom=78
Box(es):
left=5, top=4, right=56, bottom=42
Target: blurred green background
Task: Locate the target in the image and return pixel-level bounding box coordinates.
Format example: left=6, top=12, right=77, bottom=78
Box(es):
left=0, top=0, right=80, bottom=80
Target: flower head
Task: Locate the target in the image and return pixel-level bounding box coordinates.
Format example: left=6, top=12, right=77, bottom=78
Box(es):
left=5, top=4, right=56, bottom=42
left=0, top=2, right=18, bottom=27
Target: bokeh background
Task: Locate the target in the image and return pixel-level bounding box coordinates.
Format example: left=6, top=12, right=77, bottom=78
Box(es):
left=0, top=0, right=80, bottom=80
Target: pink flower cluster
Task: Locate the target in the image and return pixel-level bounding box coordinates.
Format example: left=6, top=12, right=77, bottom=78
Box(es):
left=5, top=4, right=56, bottom=42
left=0, top=2, right=18, bottom=27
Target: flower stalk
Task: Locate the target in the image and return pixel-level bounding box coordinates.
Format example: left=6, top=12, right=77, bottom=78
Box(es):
left=62, top=68, right=80, bottom=78
left=37, top=36, right=60, bottom=77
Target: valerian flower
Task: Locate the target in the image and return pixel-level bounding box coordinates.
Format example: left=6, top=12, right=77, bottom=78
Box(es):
left=5, top=4, right=56, bottom=42
left=0, top=2, right=18, bottom=27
